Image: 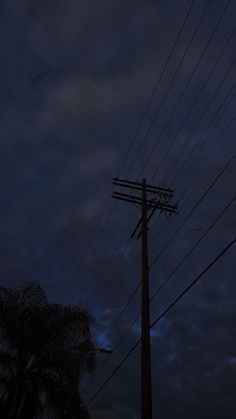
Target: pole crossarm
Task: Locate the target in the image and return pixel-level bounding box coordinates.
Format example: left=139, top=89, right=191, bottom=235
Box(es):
left=112, top=177, right=174, bottom=198
left=112, top=191, right=178, bottom=213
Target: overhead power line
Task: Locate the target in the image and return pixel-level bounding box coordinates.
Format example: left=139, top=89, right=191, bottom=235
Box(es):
left=117, top=0, right=196, bottom=177
left=170, top=78, right=235, bottom=186
left=83, top=174, right=235, bottom=394
left=151, top=194, right=236, bottom=300
left=150, top=151, right=236, bottom=267
left=126, top=0, right=213, bottom=177
left=79, top=24, right=236, bottom=313
left=152, top=25, right=236, bottom=183
left=150, top=236, right=236, bottom=327
left=141, top=0, right=234, bottom=181
left=85, top=149, right=236, bottom=394
left=88, top=236, right=236, bottom=405
left=63, top=0, right=198, bottom=304
left=180, top=113, right=236, bottom=199
left=65, top=2, right=234, bottom=309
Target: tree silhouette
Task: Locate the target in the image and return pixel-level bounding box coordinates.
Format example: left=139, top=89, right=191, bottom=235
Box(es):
left=0, top=282, right=95, bottom=418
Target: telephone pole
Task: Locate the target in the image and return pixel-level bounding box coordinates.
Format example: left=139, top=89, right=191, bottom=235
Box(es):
left=112, top=177, right=178, bottom=419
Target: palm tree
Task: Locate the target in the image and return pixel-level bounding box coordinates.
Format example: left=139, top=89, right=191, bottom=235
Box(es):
left=0, top=282, right=95, bottom=418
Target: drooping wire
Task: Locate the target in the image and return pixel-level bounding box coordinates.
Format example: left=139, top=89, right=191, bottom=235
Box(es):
left=87, top=236, right=236, bottom=404
left=83, top=151, right=236, bottom=396
left=150, top=151, right=236, bottom=267
left=151, top=26, right=236, bottom=183
left=67, top=1, right=234, bottom=308
left=169, top=79, right=236, bottom=187
left=80, top=44, right=235, bottom=314
left=126, top=0, right=213, bottom=178
left=63, top=0, right=198, bottom=304
left=179, top=113, right=236, bottom=199
left=150, top=194, right=236, bottom=301
left=140, top=1, right=234, bottom=181
left=116, top=0, right=197, bottom=177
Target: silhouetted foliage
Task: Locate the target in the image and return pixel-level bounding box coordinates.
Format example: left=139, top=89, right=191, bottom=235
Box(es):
left=0, top=282, right=95, bottom=418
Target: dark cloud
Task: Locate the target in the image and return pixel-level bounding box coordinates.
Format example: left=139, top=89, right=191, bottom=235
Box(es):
left=0, top=0, right=235, bottom=417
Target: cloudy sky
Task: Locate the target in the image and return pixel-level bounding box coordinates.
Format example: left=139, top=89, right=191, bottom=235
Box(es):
left=0, top=0, right=236, bottom=418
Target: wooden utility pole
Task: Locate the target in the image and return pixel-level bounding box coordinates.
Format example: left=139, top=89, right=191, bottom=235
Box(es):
left=112, top=177, right=178, bottom=419
left=141, top=178, right=152, bottom=419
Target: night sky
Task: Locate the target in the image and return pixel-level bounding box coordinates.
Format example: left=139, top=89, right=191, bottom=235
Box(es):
left=0, top=0, right=236, bottom=418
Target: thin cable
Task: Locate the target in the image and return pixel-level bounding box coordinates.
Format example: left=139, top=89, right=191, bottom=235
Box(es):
left=78, top=210, right=137, bottom=309
left=63, top=2, right=234, bottom=305
left=92, top=239, right=137, bottom=320
left=93, top=142, right=235, bottom=348
left=87, top=236, right=236, bottom=404
left=152, top=25, right=236, bottom=182
left=63, top=195, right=111, bottom=303
left=170, top=81, right=235, bottom=186
left=150, top=194, right=236, bottom=301
left=67, top=3, right=234, bottom=305
left=126, top=0, right=213, bottom=177
left=116, top=0, right=197, bottom=177
left=84, top=155, right=235, bottom=395
left=148, top=193, right=236, bottom=340
left=180, top=113, right=236, bottom=198
left=151, top=236, right=236, bottom=328
left=92, top=150, right=235, bottom=374
left=155, top=59, right=236, bottom=185
left=82, top=313, right=140, bottom=395
left=70, top=0, right=199, bottom=303
left=142, top=1, right=234, bottom=180
left=63, top=0, right=193, bottom=302
left=150, top=151, right=236, bottom=267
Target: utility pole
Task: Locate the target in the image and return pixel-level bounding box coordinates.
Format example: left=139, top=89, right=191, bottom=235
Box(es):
left=112, top=177, right=178, bottom=419
left=141, top=178, right=152, bottom=419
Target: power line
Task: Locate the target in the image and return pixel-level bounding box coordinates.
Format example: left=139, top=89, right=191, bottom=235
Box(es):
left=180, top=113, right=236, bottom=199
left=77, top=213, right=139, bottom=312
left=156, top=254, right=236, bottom=354
left=151, top=236, right=236, bottom=327
left=85, top=213, right=137, bottom=313
left=141, top=0, right=234, bottom=180
left=169, top=78, right=235, bottom=186
left=150, top=194, right=236, bottom=301
left=76, top=210, right=129, bottom=306
left=94, top=148, right=235, bottom=342
left=63, top=2, right=235, bottom=307
left=182, top=223, right=236, bottom=233
left=84, top=153, right=235, bottom=395
left=63, top=195, right=111, bottom=304
left=116, top=0, right=196, bottom=177
left=63, top=0, right=198, bottom=304
left=84, top=40, right=235, bottom=410
left=67, top=1, right=235, bottom=306
left=153, top=58, right=235, bottom=186
left=126, top=0, right=213, bottom=177
left=150, top=151, right=236, bottom=267
left=87, top=236, right=236, bottom=405
left=89, top=150, right=235, bottom=381
left=81, top=27, right=235, bottom=312
left=84, top=0, right=214, bottom=312
left=90, top=239, right=137, bottom=319
left=93, top=101, right=235, bottom=334
left=88, top=338, right=141, bottom=405
left=82, top=312, right=140, bottom=395
left=151, top=25, right=236, bottom=183
left=99, top=282, right=141, bottom=348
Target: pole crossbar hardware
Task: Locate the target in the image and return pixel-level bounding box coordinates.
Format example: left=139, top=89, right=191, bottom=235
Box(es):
left=113, top=177, right=174, bottom=198
left=112, top=191, right=178, bottom=213
left=112, top=177, right=178, bottom=419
